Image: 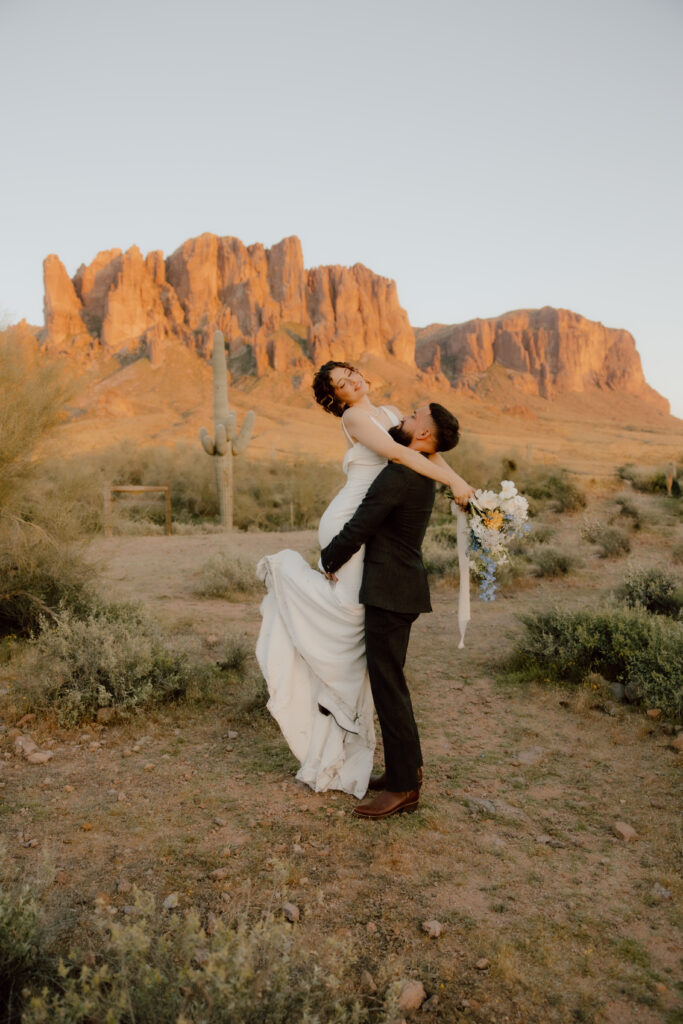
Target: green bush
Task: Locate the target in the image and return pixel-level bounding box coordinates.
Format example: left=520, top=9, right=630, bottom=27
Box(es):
left=217, top=634, right=254, bottom=673
left=529, top=524, right=555, bottom=545
left=0, top=529, right=95, bottom=637
left=23, top=603, right=190, bottom=726
left=530, top=548, right=577, bottom=578
left=422, top=527, right=459, bottom=578
left=195, top=552, right=262, bottom=599
left=617, top=463, right=681, bottom=496
left=520, top=470, right=586, bottom=513
left=22, top=890, right=370, bottom=1024
left=0, top=884, right=43, bottom=1022
left=0, top=332, right=94, bottom=638
left=614, top=497, right=642, bottom=531
left=0, top=330, right=73, bottom=514
left=508, top=605, right=683, bottom=718
left=440, top=437, right=526, bottom=495
left=44, top=444, right=346, bottom=533
left=615, top=567, right=682, bottom=619
left=581, top=520, right=631, bottom=558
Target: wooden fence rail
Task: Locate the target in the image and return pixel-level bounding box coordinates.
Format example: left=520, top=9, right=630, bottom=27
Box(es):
left=103, top=485, right=172, bottom=537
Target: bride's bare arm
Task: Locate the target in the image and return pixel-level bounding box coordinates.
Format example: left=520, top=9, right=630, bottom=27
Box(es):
left=342, top=407, right=474, bottom=501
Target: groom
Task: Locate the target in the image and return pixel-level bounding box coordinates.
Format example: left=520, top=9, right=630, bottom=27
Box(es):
left=320, top=403, right=471, bottom=820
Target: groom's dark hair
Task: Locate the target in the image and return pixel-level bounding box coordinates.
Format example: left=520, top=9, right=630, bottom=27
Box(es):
left=429, top=403, right=460, bottom=452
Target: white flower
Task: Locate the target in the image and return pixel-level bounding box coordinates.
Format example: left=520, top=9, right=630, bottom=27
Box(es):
left=474, top=489, right=499, bottom=511
left=500, top=480, right=517, bottom=499
left=502, top=494, right=528, bottom=518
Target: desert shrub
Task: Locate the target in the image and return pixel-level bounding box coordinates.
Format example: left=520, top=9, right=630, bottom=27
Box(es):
left=45, top=445, right=346, bottom=533
left=440, top=436, right=524, bottom=493
left=0, top=527, right=96, bottom=637
left=234, top=457, right=343, bottom=531
left=422, top=528, right=459, bottom=578
left=0, top=884, right=44, bottom=1022
left=617, top=463, right=681, bottom=496
left=42, top=441, right=218, bottom=532
left=22, top=891, right=369, bottom=1024
left=195, top=552, right=262, bottom=599
left=521, top=469, right=586, bottom=513
left=530, top=548, right=577, bottom=577
left=581, top=519, right=631, bottom=558
left=615, top=567, right=683, bottom=619
left=529, top=524, right=555, bottom=545
left=508, top=605, right=683, bottom=718
left=614, top=497, right=642, bottom=530
left=23, top=603, right=190, bottom=726
left=0, top=329, right=73, bottom=514
left=423, top=543, right=458, bottom=578
left=0, top=335, right=95, bottom=637
left=217, top=634, right=254, bottom=673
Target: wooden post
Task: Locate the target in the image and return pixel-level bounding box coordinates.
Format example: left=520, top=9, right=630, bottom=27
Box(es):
left=164, top=484, right=172, bottom=535
left=103, top=485, right=113, bottom=538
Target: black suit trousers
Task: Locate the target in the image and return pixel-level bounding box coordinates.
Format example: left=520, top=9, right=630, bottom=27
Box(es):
left=364, top=605, right=423, bottom=792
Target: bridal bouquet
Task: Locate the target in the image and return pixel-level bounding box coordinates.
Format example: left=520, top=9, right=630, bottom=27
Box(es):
left=463, top=480, right=530, bottom=601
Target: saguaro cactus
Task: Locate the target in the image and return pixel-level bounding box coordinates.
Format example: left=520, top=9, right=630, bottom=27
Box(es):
left=200, top=330, right=255, bottom=530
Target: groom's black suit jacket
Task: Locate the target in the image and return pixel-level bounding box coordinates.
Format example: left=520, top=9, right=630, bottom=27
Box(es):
left=320, top=462, right=435, bottom=614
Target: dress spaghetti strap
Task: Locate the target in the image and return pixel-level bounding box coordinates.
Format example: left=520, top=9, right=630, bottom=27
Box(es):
left=340, top=417, right=355, bottom=445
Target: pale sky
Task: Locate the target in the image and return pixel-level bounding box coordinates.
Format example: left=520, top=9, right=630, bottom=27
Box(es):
left=2, top=0, right=682, bottom=415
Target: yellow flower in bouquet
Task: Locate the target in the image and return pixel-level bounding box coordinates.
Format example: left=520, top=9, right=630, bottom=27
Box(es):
left=482, top=510, right=504, bottom=530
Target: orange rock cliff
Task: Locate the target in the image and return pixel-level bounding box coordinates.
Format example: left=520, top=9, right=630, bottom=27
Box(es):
left=41, top=233, right=668, bottom=410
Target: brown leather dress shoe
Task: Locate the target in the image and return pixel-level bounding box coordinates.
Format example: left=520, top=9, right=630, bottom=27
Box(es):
left=367, top=765, right=423, bottom=792
left=353, top=788, right=420, bottom=819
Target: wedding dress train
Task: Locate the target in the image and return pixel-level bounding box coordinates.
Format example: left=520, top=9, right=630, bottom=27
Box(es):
left=255, top=408, right=399, bottom=798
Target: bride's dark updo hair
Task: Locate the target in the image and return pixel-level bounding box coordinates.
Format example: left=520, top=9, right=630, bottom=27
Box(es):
left=312, top=360, right=362, bottom=418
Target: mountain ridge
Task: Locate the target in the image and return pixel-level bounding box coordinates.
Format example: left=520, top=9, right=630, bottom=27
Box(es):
left=38, top=232, right=668, bottom=413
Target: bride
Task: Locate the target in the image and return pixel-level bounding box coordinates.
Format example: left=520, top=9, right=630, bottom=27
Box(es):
left=256, top=361, right=473, bottom=798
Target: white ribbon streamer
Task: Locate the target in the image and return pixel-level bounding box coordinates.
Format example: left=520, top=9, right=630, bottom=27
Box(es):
left=451, top=501, right=471, bottom=648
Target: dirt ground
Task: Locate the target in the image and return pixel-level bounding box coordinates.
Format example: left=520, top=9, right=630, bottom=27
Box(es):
left=1, top=490, right=682, bottom=1023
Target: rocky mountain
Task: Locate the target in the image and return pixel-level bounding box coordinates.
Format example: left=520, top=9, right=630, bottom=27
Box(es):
left=40, top=233, right=668, bottom=412
left=414, top=308, right=668, bottom=410
left=42, top=234, right=414, bottom=374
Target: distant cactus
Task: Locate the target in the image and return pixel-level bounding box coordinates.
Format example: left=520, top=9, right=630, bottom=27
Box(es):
left=200, top=330, right=255, bottom=530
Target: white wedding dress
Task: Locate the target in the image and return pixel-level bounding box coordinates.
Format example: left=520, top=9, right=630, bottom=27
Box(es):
left=255, top=408, right=400, bottom=798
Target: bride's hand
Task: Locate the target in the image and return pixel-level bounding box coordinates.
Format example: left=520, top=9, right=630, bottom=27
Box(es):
left=450, top=477, right=476, bottom=509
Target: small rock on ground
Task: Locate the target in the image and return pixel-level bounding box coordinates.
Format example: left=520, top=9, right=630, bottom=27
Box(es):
left=613, top=821, right=638, bottom=842
left=14, top=735, right=39, bottom=757
left=397, top=979, right=426, bottom=1012
left=466, top=796, right=497, bottom=816
left=360, top=970, right=377, bottom=993
left=422, top=919, right=444, bottom=938
left=282, top=902, right=300, bottom=922
left=27, top=750, right=54, bottom=765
